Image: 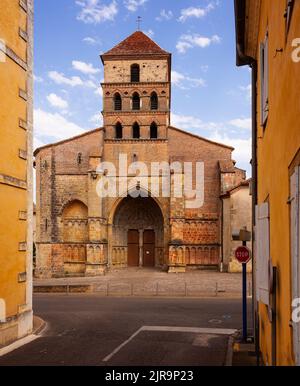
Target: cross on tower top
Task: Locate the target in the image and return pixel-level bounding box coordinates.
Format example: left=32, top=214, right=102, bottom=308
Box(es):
left=136, top=16, right=142, bottom=31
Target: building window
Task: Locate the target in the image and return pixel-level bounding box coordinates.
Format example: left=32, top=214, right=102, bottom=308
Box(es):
left=115, top=122, right=123, bottom=139
left=114, top=93, right=122, bottom=111
left=150, top=122, right=158, bottom=139
left=260, top=32, right=269, bottom=127
left=132, top=122, right=140, bottom=139
left=132, top=92, right=140, bottom=110
left=131, top=64, right=140, bottom=83
left=285, top=0, right=294, bottom=34
left=150, top=92, right=158, bottom=110
left=77, top=153, right=82, bottom=165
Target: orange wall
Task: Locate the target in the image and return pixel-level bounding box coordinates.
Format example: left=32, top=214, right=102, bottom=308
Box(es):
left=0, top=1, right=30, bottom=320
left=256, top=0, right=300, bottom=365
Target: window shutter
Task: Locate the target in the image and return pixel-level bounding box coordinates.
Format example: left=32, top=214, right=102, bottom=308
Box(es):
left=290, top=167, right=300, bottom=365
left=255, top=202, right=270, bottom=305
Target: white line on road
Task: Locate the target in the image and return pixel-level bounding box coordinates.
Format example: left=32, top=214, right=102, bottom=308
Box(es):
left=102, top=325, right=237, bottom=362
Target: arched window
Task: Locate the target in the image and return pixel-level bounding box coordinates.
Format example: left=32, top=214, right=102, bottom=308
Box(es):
left=132, top=92, right=140, bottom=110
left=114, top=93, right=122, bottom=111
left=150, top=92, right=158, bottom=110
left=150, top=122, right=158, bottom=139
left=132, top=122, right=140, bottom=139
left=131, top=64, right=140, bottom=83
left=115, top=122, right=123, bottom=139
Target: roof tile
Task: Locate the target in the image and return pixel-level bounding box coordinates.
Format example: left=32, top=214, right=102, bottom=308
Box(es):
left=102, top=31, right=170, bottom=56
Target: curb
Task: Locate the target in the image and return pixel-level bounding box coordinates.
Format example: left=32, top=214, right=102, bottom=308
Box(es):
left=33, top=284, right=245, bottom=299
left=33, top=315, right=47, bottom=335
left=0, top=315, right=46, bottom=358
left=225, top=333, right=238, bottom=366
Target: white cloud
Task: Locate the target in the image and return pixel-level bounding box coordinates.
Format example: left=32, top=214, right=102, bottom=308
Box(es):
left=177, top=34, right=221, bottom=53
left=72, top=60, right=100, bottom=75
left=95, top=86, right=103, bottom=97
left=47, top=93, right=69, bottom=109
left=171, top=70, right=205, bottom=89
left=124, top=0, right=147, bottom=12
left=143, top=29, right=154, bottom=38
left=49, top=71, right=84, bottom=87
left=34, top=109, right=85, bottom=143
left=240, top=84, right=252, bottom=100
left=156, top=9, right=173, bottom=21
left=90, top=113, right=103, bottom=126
left=48, top=71, right=97, bottom=89
left=229, top=118, right=251, bottom=131
left=76, top=0, right=118, bottom=24
left=178, top=3, right=215, bottom=22
left=83, top=37, right=97, bottom=45
left=34, top=75, right=43, bottom=83
left=171, top=113, right=207, bottom=130
left=171, top=113, right=252, bottom=174
left=209, top=131, right=252, bottom=167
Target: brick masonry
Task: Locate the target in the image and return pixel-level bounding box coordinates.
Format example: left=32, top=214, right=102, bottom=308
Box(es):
left=34, top=32, right=246, bottom=278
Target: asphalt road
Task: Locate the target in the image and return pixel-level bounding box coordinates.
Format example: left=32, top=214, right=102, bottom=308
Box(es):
left=0, top=295, right=252, bottom=366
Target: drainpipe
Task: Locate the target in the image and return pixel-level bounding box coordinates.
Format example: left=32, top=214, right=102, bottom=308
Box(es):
left=251, top=60, right=259, bottom=364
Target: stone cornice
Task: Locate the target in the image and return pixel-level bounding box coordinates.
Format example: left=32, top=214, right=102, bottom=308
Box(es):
left=104, top=139, right=168, bottom=144
left=102, top=110, right=169, bottom=116
left=102, top=82, right=169, bottom=88
left=0, top=174, right=27, bottom=190
left=0, top=44, right=27, bottom=71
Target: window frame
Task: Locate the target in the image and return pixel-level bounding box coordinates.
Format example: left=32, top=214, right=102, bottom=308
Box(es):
left=132, top=92, right=141, bottom=111
left=150, top=92, right=158, bottom=110
left=115, top=122, right=123, bottom=139
left=114, top=93, right=122, bottom=111
left=285, top=0, right=295, bottom=35
left=290, top=166, right=300, bottom=365
left=131, top=64, right=140, bottom=83
left=132, top=122, right=140, bottom=139
left=150, top=122, right=158, bottom=139
left=260, top=31, right=269, bottom=127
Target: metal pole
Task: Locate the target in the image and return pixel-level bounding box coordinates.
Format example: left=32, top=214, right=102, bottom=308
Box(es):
left=242, top=240, right=247, bottom=342
left=242, top=262, right=247, bottom=341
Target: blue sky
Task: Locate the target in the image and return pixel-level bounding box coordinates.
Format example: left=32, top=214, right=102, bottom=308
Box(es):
left=34, top=0, right=251, bottom=174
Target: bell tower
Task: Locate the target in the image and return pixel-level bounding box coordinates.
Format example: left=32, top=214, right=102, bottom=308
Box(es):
left=100, top=31, right=171, bottom=141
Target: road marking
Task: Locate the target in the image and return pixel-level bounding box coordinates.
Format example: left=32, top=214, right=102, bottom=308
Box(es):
left=0, top=334, right=39, bottom=357
left=102, top=327, right=144, bottom=362
left=102, top=325, right=237, bottom=362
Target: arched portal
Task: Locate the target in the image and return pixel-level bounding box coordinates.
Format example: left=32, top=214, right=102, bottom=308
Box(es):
left=111, top=196, right=164, bottom=268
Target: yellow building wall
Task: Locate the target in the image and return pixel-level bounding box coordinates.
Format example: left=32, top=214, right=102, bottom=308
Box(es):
left=256, top=0, right=300, bottom=365
left=0, top=0, right=33, bottom=346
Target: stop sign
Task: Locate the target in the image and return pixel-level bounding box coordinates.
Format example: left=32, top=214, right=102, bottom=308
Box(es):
left=235, top=246, right=251, bottom=264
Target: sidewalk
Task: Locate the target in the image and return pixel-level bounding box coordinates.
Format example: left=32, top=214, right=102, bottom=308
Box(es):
left=34, top=268, right=252, bottom=298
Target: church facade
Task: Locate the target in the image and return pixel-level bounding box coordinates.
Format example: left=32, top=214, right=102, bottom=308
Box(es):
left=34, top=32, right=246, bottom=278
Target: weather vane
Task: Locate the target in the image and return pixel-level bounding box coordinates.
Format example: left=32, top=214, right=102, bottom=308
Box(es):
left=136, top=16, right=142, bottom=31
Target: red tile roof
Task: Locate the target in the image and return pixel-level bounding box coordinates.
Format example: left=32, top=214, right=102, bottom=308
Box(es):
left=102, top=31, right=170, bottom=57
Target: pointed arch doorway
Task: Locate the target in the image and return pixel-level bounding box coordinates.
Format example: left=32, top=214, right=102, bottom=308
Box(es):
left=111, top=196, right=164, bottom=268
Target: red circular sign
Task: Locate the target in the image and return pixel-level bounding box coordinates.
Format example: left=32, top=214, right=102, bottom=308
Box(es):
left=235, top=246, right=251, bottom=264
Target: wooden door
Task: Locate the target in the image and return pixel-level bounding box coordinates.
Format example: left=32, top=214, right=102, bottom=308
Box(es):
left=128, top=230, right=139, bottom=267
left=143, top=230, right=155, bottom=267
